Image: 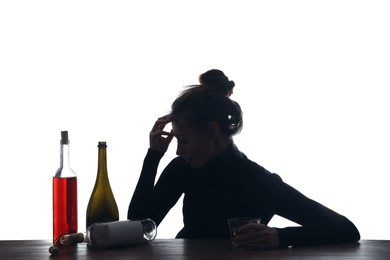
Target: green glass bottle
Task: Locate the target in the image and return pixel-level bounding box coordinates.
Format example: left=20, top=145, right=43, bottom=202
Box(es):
left=86, top=142, right=119, bottom=228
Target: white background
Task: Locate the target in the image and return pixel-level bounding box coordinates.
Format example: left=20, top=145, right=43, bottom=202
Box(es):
left=0, top=1, right=389, bottom=240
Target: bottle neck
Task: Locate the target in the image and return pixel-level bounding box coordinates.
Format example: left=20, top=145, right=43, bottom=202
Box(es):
left=55, top=142, right=76, bottom=178
left=60, top=143, right=71, bottom=169
left=97, top=146, right=109, bottom=181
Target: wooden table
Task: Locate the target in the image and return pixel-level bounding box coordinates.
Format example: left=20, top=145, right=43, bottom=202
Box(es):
left=0, top=239, right=389, bottom=259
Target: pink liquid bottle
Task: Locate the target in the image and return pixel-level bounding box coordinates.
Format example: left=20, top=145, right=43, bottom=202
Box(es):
left=52, top=131, right=78, bottom=245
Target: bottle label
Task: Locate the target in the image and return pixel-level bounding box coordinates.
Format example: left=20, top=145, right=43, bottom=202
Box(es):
left=88, top=220, right=144, bottom=248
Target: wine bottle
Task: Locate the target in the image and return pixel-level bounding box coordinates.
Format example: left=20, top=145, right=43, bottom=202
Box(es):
left=58, top=219, right=157, bottom=249
left=86, top=141, right=119, bottom=228
left=53, top=131, right=78, bottom=245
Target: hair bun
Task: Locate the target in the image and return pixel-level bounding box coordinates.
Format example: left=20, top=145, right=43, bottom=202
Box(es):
left=199, top=69, right=235, bottom=97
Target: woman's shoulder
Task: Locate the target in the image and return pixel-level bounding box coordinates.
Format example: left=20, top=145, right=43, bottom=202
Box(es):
left=232, top=145, right=283, bottom=181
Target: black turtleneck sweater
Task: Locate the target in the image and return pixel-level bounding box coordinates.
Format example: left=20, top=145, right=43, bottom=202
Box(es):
left=128, top=144, right=360, bottom=247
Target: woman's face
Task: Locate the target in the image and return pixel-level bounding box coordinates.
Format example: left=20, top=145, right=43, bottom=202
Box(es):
left=172, top=117, right=216, bottom=169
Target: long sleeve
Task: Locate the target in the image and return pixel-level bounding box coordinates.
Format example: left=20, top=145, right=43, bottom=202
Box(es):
left=230, top=153, right=360, bottom=247
left=271, top=180, right=360, bottom=247
left=128, top=149, right=183, bottom=226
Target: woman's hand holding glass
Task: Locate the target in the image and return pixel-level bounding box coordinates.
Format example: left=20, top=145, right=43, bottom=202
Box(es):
left=149, top=115, right=174, bottom=153
left=233, top=223, right=280, bottom=250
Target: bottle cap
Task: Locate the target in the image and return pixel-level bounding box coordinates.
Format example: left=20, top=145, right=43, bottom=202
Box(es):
left=98, top=141, right=107, bottom=148
left=61, top=131, right=69, bottom=144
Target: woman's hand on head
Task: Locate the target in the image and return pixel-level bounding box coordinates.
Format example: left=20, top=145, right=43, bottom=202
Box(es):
left=234, top=223, right=280, bottom=250
left=149, top=115, right=174, bottom=153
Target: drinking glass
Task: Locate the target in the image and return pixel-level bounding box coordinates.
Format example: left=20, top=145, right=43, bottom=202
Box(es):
left=227, top=217, right=261, bottom=249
